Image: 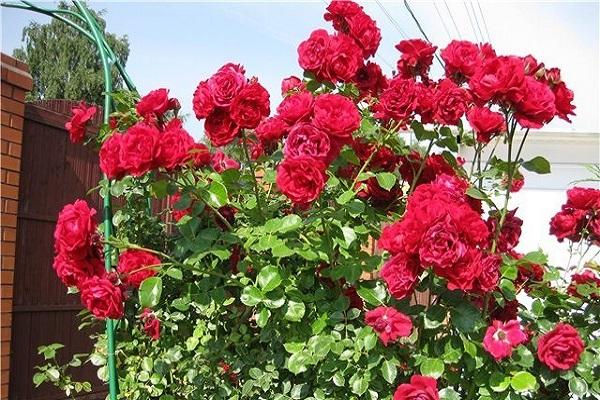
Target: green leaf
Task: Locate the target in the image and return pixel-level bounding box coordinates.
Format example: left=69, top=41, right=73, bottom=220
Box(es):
left=285, top=300, right=306, bottom=322
left=257, top=266, right=282, bottom=293
left=375, top=172, right=396, bottom=191
left=357, top=283, right=387, bottom=306
left=411, top=120, right=437, bottom=141
left=340, top=226, right=356, bottom=248
left=33, top=372, right=46, bottom=386
left=520, top=250, right=548, bottom=265
left=569, top=377, right=588, bottom=396
left=522, top=156, right=551, bottom=174
left=278, top=214, right=303, bottom=233
left=241, top=286, right=263, bottom=306
left=381, top=360, right=397, bottom=384
left=350, top=372, right=369, bottom=395
left=510, top=371, right=537, bottom=392
left=420, top=358, right=445, bottom=379
left=206, top=180, right=228, bottom=207
left=287, top=352, right=309, bottom=374
left=336, top=190, right=355, bottom=205
left=490, top=372, right=511, bottom=392
left=450, top=299, right=481, bottom=333
left=139, top=277, right=162, bottom=308
left=257, top=308, right=271, bottom=328
left=439, top=387, right=461, bottom=400
left=150, top=180, right=169, bottom=198
left=165, top=268, right=182, bottom=280
left=466, top=187, right=488, bottom=200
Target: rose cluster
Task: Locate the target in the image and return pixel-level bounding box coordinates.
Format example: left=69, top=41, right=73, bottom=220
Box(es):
left=549, top=186, right=600, bottom=243
left=192, top=63, right=270, bottom=147
left=99, top=89, right=212, bottom=180
left=65, top=101, right=97, bottom=143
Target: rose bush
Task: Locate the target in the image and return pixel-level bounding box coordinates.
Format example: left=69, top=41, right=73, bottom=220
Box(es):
left=37, top=1, right=600, bottom=399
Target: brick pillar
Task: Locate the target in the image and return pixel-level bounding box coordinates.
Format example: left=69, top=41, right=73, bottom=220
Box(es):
left=1, top=53, right=32, bottom=400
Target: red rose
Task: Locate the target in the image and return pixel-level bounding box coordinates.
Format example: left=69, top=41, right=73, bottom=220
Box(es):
left=522, top=55, right=543, bottom=76
left=205, top=108, right=240, bottom=147
left=347, top=12, right=381, bottom=58
left=487, top=209, right=522, bottom=252
left=207, top=63, right=247, bottom=107
left=445, top=248, right=482, bottom=292
left=117, top=249, right=160, bottom=288
left=65, top=101, right=97, bottom=143
left=374, top=77, right=419, bottom=123
left=284, top=123, right=331, bottom=164
left=211, top=150, right=240, bottom=173
left=490, top=299, right=520, bottom=322
left=552, top=82, right=576, bottom=122
left=469, top=56, right=525, bottom=103
left=568, top=270, right=600, bottom=298
left=419, top=215, right=467, bottom=271
left=281, top=75, right=305, bottom=95
left=323, top=33, right=363, bottom=83
left=354, top=61, right=388, bottom=99
left=79, top=276, right=124, bottom=320
left=433, top=79, right=471, bottom=125
left=54, top=200, right=98, bottom=259
left=158, top=119, right=195, bottom=171
left=230, top=81, right=270, bottom=129
left=483, top=320, right=527, bottom=361
left=365, top=306, right=412, bottom=346
left=100, top=133, right=125, bottom=180
left=441, top=40, right=481, bottom=80
left=140, top=308, right=161, bottom=340
left=395, top=39, right=437, bottom=79
left=276, top=156, right=326, bottom=205
left=393, top=375, right=439, bottom=400
left=352, top=139, right=398, bottom=172
left=537, top=323, right=585, bottom=371
left=119, top=123, right=161, bottom=177
left=192, top=80, right=215, bottom=119
left=512, top=76, right=556, bottom=129
left=399, top=152, right=456, bottom=187
left=466, top=106, right=506, bottom=143
left=136, top=88, right=171, bottom=119
left=188, top=143, right=211, bottom=168
left=566, top=187, right=600, bottom=210
left=549, top=208, right=587, bottom=242
left=298, top=29, right=330, bottom=73
left=476, top=254, right=501, bottom=293
left=356, top=177, right=402, bottom=207
left=313, top=94, right=360, bottom=140
left=276, top=91, right=314, bottom=125
left=53, top=253, right=104, bottom=288
left=380, top=252, right=420, bottom=300
left=256, top=117, right=288, bottom=144
left=415, top=83, right=436, bottom=124
left=324, top=0, right=363, bottom=33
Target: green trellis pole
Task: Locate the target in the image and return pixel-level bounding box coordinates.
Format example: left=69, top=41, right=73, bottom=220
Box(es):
left=1, top=2, right=137, bottom=399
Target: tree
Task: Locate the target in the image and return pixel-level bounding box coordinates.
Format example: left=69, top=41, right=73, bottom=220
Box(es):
left=13, top=2, right=130, bottom=105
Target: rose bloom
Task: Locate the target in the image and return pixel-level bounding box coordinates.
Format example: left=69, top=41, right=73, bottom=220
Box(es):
left=466, top=106, right=505, bottom=143
left=158, top=119, right=195, bottom=171
left=379, top=252, right=420, bottom=300
left=65, top=101, right=97, bottom=143
left=211, top=151, right=240, bottom=173
left=322, top=33, right=363, bottom=83
left=483, top=320, right=528, bottom=361
left=374, top=77, right=419, bottom=123
left=52, top=253, right=104, bottom=288
left=188, top=143, right=211, bottom=168
left=54, top=200, right=98, bottom=259
left=549, top=208, right=587, bottom=242
left=255, top=116, right=288, bottom=144
left=469, top=56, right=525, bottom=103
left=140, top=308, right=161, bottom=341
left=352, top=139, right=397, bottom=172
left=119, top=123, right=161, bottom=177
left=476, top=254, right=501, bottom=293
left=136, top=88, right=170, bottom=119
left=297, top=29, right=330, bottom=73
left=284, top=123, right=331, bottom=164
left=552, top=82, right=576, bottom=122
left=415, top=83, right=436, bottom=124
left=276, top=156, right=326, bottom=206
left=393, top=375, right=439, bottom=400
left=487, top=209, right=523, bottom=253
left=433, top=79, right=471, bottom=126
left=356, top=177, right=402, bottom=208
left=117, top=249, right=161, bottom=288
left=192, top=80, right=215, bottom=119
left=230, top=81, right=270, bottom=129
left=324, top=0, right=363, bottom=33
left=512, top=76, right=556, bottom=129
left=281, top=75, right=305, bottom=95
left=354, top=61, right=388, bottom=99
left=79, top=276, right=124, bottom=320
left=566, top=187, right=600, bottom=210
left=537, top=323, right=585, bottom=371
left=568, top=270, right=600, bottom=298
left=441, top=40, right=481, bottom=80
left=99, top=133, right=125, bottom=180
left=419, top=215, right=467, bottom=271
left=207, top=63, right=247, bottom=107
left=364, top=306, right=412, bottom=346
left=204, top=108, right=240, bottom=147
left=276, top=91, right=314, bottom=125
left=395, top=39, right=437, bottom=79
left=490, top=299, right=520, bottom=322
left=347, top=12, right=381, bottom=58
left=444, top=248, right=483, bottom=292
left=312, top=93, right=361, bottom=140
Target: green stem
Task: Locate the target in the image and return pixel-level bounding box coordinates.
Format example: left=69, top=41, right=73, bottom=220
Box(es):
left=408, top=139, right=435, bottom=195
left=241, top=130, right=265, bottom=221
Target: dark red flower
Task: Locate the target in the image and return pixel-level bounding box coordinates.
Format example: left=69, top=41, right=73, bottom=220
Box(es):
left=255, top=116, right=289, bottom=144
left=395, top=39, right=437, bottom=79
left=117, top=249, right=161, bottom=288
left=211, top=151, right=240, bottom=173
left=207, top=63, right=247, bottom=107
left=552, top=82, right=576, bottom=122
left=277, top=91, right=314, bottom=125
left=323, top=33, right=363, bottom=83
left=65, top=102, right=97, bottom=143
left=140, top=308, right=161, bottom=340
left=192, top=80, right=215, bottom=119
left=441, top=40, right=481, bottom=80
left=568, top=269, right=600, bottom=298
left=374, top=77, right=419, bottom=123
left=433, top=78, right=471, bottom=125
left=79, top=276, right=124, bottom=320
left=512, top=76, right=556, bottom=129
left=298, top=29, right=330, bottom=74
left=99, top=133, right=125, bottom=180
left=284, top=123, right=331, bottom=164
left=52, top=253, right=104, bottom=288
left=54, top=200, right=98, bottom=260
left=158, top=119, right=195, bottom=171
left=469, top=56, right=525, bottom=103
left=281, top=75, right=305, bottom=95
left=205, top=108, right=240, bottom=147
left=379, top=252, right=420, bottom=300
left=466, top=106, right=506, bottom=143
left=136, top=88, right=171, bottom=119
left=230, top=81, right=270, bottom=129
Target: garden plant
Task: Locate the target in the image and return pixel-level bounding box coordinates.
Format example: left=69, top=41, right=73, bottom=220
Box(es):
left=22, top=1, right=600, bottom=399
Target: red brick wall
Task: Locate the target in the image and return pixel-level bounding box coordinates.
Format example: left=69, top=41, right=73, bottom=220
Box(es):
left=1, top=52, right=32, bottom=400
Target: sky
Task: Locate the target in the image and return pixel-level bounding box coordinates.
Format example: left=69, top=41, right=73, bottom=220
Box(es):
left=2, top=0, right=599, bottom=139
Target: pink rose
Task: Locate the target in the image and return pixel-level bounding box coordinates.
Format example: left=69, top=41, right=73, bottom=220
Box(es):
left=284, top=123, right=331, bottom=164
left=483, top=320, right=527, bottom=361
left=365, top=306, right=412, bottom=345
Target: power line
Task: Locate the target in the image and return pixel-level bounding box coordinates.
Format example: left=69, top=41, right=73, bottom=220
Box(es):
left=476, top=0, right=492, bottom=42
left=403, top=0, right=445, bottom=69
left=444, top=0, right=462, bottom=39
left=463, top=1, right=482, bottom=42
left=469, top=1, right=486, bottom=43
left=433, top=1, right=452, bottom=41
left=374, top=0, right=409, bottom=39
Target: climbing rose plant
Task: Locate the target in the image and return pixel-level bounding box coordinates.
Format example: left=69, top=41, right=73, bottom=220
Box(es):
left=41, top=1, right=600, bottom=399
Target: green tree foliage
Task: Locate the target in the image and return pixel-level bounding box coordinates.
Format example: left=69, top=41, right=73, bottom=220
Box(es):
left=13, top=2, right=129, bottom=105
